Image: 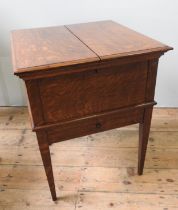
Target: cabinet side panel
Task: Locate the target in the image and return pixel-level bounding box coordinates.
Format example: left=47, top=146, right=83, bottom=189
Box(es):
left=25, top=80, right=44, bottom=127
left=145, top=59, right=159, bottom=102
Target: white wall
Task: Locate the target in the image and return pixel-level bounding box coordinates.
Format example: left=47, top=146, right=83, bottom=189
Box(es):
left=0, top=0, right=177, bottom=106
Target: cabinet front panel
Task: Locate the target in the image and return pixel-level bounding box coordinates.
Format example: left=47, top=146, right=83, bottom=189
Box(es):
left=47, top=107, right=143, bottom=143
left=39, top=62, right=148, bottom=123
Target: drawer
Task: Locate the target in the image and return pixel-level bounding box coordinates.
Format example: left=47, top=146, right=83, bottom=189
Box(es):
left=46, top=106, right=144, bottom=144
left=39, top=61, right=148, bottom=123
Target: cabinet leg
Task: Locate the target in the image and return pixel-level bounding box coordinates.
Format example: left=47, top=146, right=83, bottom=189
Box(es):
left=138, top=107, right=153, bottom=175
left=36, top=131, right=57, bottom=201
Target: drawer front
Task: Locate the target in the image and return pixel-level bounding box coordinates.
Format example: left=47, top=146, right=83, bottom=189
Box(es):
left=47, top=107, right=144, bottom=144
left=39, top=61, right=147, bottom=123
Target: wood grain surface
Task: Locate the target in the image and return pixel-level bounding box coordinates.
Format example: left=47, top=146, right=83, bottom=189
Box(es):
left=39, top=62, right=147, bottom=123
left=67, top=20, right=172, bottom=60
left=11, top=26, right=99, bottom=73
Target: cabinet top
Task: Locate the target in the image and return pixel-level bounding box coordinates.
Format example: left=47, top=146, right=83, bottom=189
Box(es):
left=11, top=20, right=172, bottom=74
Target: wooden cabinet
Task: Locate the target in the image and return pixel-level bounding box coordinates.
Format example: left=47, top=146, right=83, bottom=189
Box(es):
left=11, top=20, right=172, bottom=201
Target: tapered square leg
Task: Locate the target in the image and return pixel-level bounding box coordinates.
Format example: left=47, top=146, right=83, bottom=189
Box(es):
left=138, top=107, right=153, bottom=175
left=36, top=131, right=57, bottom=201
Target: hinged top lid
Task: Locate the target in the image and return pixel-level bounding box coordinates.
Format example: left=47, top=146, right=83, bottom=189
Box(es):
left=11, top=20, right=172, bottom=74
left=11, top=25, right=99, bottom=74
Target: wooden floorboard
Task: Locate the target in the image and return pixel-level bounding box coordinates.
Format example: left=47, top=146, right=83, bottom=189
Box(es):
left=0, top=107, right=178, bottom=209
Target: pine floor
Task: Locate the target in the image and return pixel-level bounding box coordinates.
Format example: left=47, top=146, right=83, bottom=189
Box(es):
left=0, top=107, right=178, bottom=210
